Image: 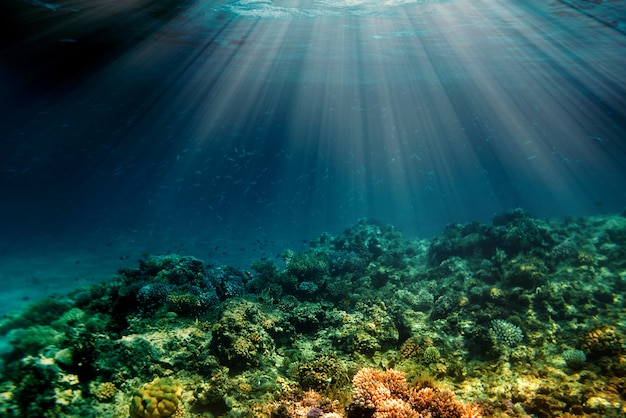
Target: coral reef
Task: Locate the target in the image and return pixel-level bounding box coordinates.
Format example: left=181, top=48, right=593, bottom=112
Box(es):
left=0, top=210, right=625, bottom=416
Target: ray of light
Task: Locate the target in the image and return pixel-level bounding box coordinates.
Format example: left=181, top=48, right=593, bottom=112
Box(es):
left=3, top=0, right=625, bottom=239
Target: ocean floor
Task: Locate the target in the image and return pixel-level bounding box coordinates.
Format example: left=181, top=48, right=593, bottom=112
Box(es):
left=1, top=209, right=625, bottom=417
left=0, top=228, right=297, bottom=357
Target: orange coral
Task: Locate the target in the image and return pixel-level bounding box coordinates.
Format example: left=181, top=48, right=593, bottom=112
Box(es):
left=353, top=368, right=408, bottom=410
left=352, top=368, right=481, bottom=418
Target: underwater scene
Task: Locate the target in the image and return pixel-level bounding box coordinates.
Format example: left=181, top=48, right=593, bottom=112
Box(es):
left=1, top=0, right=626, bottom=417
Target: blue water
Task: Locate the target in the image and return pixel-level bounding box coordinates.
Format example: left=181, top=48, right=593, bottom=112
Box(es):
left=1, top=0, right=625, bottom=309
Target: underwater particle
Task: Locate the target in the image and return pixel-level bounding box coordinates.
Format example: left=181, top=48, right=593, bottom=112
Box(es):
left=489, top=319, right=523, bottom=349
left=129, top=377, right=182, bottom=418
left=561, top=349, right=586, bottom=369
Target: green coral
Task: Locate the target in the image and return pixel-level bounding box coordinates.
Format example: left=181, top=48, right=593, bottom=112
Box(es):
left=6, top=325, right=63, bottom=356
left=166, top=292, right=203, bottom=315
left=561, top=349, right=586, bottom=369
left=332, top=301, right=399, bottom=355
left=282, top=249, right=329, bottom=297
left=489, top=319, right=524, bottom=350
left=423, top=346, right=442, bottom=364
left=295, top=354, right=348, bottom=391
left=0, top=297, right=73, bottom=336
left=123, top=254, right=207, bottom=287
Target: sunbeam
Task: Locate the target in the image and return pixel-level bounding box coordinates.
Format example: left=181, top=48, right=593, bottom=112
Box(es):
left=1, top=1, right=626, bottom=416
left=2, top=0, right=625, bottom=237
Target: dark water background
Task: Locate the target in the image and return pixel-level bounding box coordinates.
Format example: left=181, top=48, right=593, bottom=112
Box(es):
left=1, top=0, right=625, bottom=285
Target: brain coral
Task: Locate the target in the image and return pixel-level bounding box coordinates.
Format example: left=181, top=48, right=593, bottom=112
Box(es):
left=129, top=377, right=182, bottom=418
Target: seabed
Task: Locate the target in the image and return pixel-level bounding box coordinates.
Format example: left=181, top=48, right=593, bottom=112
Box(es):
left=1, top=209, right=625, bottom=417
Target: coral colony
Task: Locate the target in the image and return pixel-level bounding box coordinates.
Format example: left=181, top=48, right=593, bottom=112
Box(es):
left=1, top=209, right=626, bottom=417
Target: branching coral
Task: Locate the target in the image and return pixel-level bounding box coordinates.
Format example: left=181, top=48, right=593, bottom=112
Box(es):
left=352, top=368, right=481, bottom=418
left=93, top=381, right=116, bottom=402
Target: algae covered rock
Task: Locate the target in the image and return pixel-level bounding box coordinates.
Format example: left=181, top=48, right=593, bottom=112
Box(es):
left=331, top=301, right=399, bottom=355
left=210, top=299, right=281, bottom=371
left=428, top=209, right=554, bottom=266
left=129, top=377, right=182, bottom=418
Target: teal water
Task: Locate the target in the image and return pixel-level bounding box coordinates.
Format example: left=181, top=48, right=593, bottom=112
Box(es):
left=1, top=0, right=625, bottom=308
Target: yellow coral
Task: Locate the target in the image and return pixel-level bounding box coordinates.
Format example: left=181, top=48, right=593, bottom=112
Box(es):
left=489, top=287, right=503, bottom=299
left=582, top=325, right=624, bottom=357
left=129, top=378, right=183, bottom=418
left=577, top=252, right=595, bottom=266
left=93, top=381, right=116, bottom=402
